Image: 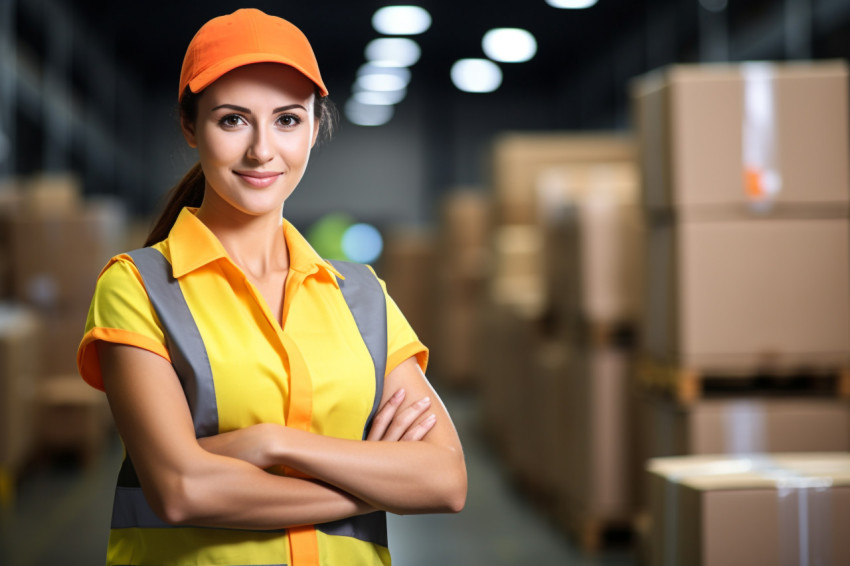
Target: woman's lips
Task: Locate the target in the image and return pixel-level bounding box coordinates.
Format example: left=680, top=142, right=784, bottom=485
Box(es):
left=235, top=170, right=282, bottom=188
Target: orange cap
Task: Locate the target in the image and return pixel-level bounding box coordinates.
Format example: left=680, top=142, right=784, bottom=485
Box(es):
left=178, top=8, right=328, bottom=101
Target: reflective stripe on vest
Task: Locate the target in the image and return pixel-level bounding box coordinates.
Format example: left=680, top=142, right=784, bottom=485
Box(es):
left=112, top=248, right=388, bottom=548
left=327, top=259, right=387, bottom=439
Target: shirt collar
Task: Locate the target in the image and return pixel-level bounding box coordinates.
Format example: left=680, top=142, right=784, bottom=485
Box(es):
left=167, top=207, right=343, bottom=283
left=281, top=217, right=343, bottom=283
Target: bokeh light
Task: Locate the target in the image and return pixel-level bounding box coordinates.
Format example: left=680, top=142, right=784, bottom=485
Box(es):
left=372, top=6, right=432, bottom=35
left=450, top=59, right=503, bottom=93
left=365, top=38, right=422, bottom=67
left=345, top=99, right=395, bottom=127
left=342, top=223, right=384, bottom=264
left=482, top=28, right=538, bottom=63
left=305, top=214, right=383, bottom=264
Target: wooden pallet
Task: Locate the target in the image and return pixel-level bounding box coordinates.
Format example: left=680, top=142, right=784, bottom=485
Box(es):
left=636, top=358, right=850, bottom=405
left=582, top=320, right=638, bottom=349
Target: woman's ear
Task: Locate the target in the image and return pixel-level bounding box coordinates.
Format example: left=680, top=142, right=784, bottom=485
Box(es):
left=181, top=115, right=198, bottom=148
left=311, top=122, right=320, bottom=148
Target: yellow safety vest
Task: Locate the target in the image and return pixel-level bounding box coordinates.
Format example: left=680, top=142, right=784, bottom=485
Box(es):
left=77, top=208, right=427, bottom=565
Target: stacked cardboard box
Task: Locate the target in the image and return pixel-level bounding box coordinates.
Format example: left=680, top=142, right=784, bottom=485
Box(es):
left=0, top=303, right=41, bottom=496
left=535, top=161, right=645, bottom=549
left=377, top=225, right=438, bottom=363
left=489, top=132, right=634, bottom=225
left=630, top=61, right=850, bottom=558
left=645, top=453, right=850, bottom=566
left=431, top=189, right=491, bottom=388
left=633, top=61, right=850, bottom=373
left=0, top=173, right=124, bottom=467
left=476, top=133, right=645, bottom=551
left=639, top=397, right=850, bottom=458
left=9, top=175, right=126, bottom=375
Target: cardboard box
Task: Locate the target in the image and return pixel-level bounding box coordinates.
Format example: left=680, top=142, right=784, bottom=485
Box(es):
left=490, top=132, right=635, bottom=224
left=377, top=227, right=438, bottom=354
left=632, top=61, right=849, bottom=213
left=543, top=198, right=645, bottom=328
left=489, top=225, right=546, bottom=318
left=40, top=306, right=90, bottom=377
left=19, top=173, right=83, bottom=216
left=10, top=201, right=126, bottom=312
left=643, top=214, right=850, bottom=370
left=640, top=397, right=850, bottom=458
left=430, top=189, right=492, bottom=386
left=432, top=287, right=484, bottom=388
left=0, top=304, right=41, bottom=473
left=556, top=345, right=635, bottom=521
left=36, top=374, right=111, bottom=461
left=438, top=189, right=492, bottom=258
left=437, top=191, right=492, bottom=273
left=478, top=302, right=542, bottom=452
left=646, top=453, right=850, bottom=566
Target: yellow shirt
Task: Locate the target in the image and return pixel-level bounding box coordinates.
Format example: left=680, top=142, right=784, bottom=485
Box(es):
left=77, top=207, right=428, bottom=566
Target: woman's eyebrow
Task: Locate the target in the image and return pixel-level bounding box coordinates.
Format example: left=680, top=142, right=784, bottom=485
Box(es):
left=211, top=103, right=251, bottom=113
left=274, top=104, right=307, bottom=113
left=210, top=104, right=307, bottom=113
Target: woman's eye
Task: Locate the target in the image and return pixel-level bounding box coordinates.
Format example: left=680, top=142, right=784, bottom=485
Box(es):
left=219, top=114, right=244, bottom=127
left=278, top=114, right=302, bottom=128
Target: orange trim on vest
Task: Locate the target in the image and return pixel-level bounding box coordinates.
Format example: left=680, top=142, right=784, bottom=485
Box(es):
left=280, top=319, right=318, bottom=565
left=289, top=525, right=320, bottom=566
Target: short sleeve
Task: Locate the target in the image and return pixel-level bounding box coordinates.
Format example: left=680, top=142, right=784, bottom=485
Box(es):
left=77, top=256, right=170, bottom=391
left=371, top=268, right=429, bottom=376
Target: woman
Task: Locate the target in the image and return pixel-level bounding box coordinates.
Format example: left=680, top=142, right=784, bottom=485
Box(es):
left=76, top=8, right=466, bottom=566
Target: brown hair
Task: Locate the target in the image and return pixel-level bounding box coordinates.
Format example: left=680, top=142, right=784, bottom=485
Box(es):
left=144, top=86, right=337, bottom=247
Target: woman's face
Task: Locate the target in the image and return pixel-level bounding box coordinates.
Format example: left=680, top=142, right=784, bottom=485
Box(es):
left=182, top=63, right=319, bottom=219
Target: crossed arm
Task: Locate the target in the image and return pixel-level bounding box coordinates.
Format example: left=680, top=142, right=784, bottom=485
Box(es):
left=97, top=342, right=467, bottom=530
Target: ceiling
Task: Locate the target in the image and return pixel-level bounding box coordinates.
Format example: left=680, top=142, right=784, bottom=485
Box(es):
left=55, top=0, right=647, bottom=103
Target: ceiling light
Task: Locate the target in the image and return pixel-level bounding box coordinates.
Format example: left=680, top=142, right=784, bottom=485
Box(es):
left=450, top=59, right=502, bottom=93
left=372, top=6, right=432, bottom=35
left=345, top=99, right=395, bottom=126
left=353, top=88, right=408, bottom=106
left=365, top=38, right=422, bottom=67
left=356, top=64, right=412, bottom=91
left=482, top=28, right=537, bottom=63
left=545, top=0, right=598, bottom=8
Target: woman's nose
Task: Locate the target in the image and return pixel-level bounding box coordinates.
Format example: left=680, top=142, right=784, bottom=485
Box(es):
left=247, top=128, right=273, bottom=163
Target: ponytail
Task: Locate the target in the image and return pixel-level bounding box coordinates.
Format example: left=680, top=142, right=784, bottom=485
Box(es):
left=144, top=162, right=205, bottom=247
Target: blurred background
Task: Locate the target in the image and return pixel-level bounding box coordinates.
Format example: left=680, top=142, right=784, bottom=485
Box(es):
left=3, top=0, right=850, bottom=565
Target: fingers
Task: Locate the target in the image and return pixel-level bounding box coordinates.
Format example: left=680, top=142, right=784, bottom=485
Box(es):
left=366, top=388, right=439, bottom=442
left=400, top=413, right=437, bottom=441
left=366, top=388, right=406, bottom=441
left=380, top=396, right=433, bottom=442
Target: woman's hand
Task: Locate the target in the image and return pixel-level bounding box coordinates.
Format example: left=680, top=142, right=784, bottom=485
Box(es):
left=199, top=387, right=437, bottom=467
left=198, top=423, right=283, bottom=469
left=366, top=388, right=436, bottom=442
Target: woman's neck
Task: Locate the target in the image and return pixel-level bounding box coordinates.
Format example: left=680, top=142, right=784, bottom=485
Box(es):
left=195, top=203, right=290, bottom=280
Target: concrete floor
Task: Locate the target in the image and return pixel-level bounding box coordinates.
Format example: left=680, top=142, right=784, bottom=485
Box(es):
left=0, top=392, right=636, bottom=566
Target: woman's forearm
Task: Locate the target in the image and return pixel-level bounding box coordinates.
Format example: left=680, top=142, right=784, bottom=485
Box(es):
left=161, top=450, right=375, bottom=529
left=181, top=356, right=467, bottom=519
left=272, top=359, right=468, bottom=515
left=198, top=421, right=465, bottom=516
left=274, top=427, right=467, bottom=515
left=98, top=342, right=375, bottom=530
